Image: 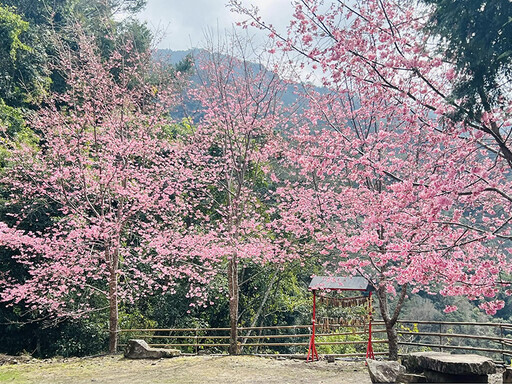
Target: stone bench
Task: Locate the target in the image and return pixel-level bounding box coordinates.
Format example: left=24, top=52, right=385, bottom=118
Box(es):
left=124, top=339, right=181, bottom=359
left=401, top=352, right=496, bottom=383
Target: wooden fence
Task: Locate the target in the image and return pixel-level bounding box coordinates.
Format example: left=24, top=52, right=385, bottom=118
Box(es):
left=119, top=320, right=512, bottom=361
left=396, top=320, right=512, bottom=362
left=119, top=323, right=388, bottom=357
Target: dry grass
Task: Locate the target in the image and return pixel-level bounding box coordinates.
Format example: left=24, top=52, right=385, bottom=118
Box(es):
left=0, top=355, right=371, bottom=384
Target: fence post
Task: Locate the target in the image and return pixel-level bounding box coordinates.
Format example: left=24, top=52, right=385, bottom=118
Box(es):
left=195, top=328, right=198, bottom=355
left=439, top=323, right=442, bottom=352
left=501, top=324, right=505, bottom=363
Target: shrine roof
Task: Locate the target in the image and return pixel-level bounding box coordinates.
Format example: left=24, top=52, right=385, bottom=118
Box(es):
left=308, top=276, right=374, bottom=291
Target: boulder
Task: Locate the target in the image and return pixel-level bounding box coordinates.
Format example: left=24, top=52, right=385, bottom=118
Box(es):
left=366, top=359, right=406, bottom=383
left=124, top=339, right=181, bottom=359
left=402, top=352, right=496, bottom=376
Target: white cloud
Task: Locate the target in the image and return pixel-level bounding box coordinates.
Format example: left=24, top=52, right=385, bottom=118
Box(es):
left=137, top=0, right=294, bottom=50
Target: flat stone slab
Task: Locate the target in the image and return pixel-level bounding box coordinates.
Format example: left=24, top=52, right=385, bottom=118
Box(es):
left=124, top=339, right=181, bottom=359
left=402, top=352, right=496, bottom=376
left=366, top=359, right=406, bottom=383
left=423, top=369, right=488, bottom=383
left=396, top=372, right=427, bottom=383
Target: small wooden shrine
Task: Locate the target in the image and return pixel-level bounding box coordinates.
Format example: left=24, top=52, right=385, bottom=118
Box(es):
left=307, top=276, right=375, bottom=362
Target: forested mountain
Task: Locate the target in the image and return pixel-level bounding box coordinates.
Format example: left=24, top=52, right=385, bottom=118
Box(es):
left=158, top=48, right=323, bottom=123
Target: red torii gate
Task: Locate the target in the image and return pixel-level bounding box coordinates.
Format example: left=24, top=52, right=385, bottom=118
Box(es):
left=307, top=276, right=375, bottom=362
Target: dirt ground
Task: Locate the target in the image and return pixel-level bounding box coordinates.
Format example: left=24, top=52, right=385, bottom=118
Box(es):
left=0, top=354, right=372, bottom=384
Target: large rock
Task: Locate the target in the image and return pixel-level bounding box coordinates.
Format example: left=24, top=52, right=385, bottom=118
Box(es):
left=124, top=339, right=181, bottom=359
left=402, top=352, right=496, bottom=376
left=366, top=359, right=406, bottom=383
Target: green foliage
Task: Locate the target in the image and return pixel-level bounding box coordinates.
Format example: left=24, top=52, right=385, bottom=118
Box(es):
left=401, top=296, right=443, bottom=322
left=315, top=328, right=364, bottom=355
left=423, top=0, right=512, bottom=119
left=0, top=100, right=25, bottom=136
left=0, top=310, right=109, bottom=358
left=0, top=4, right=50, bottom=108
left=44, top=318, right=109, bottom=357
left=174, top=54, right=194, bottom=74
left=119, top=306, right=157, bottom=331
left=0, top=4, right=30, bottom=60
left=239, top=263, right=311, bottom=328
left=162, top=118, right=196, bottom=141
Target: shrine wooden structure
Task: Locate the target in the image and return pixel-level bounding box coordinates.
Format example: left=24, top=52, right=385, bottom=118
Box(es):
left=307, top=276, right=375, bottom=362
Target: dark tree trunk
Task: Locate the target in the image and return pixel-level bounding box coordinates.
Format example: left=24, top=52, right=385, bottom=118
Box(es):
left=228, top=257, right=239, bottom=355
left=376, top=283, right=408, bottom=361
left=384, top=321, right=399, bottom=361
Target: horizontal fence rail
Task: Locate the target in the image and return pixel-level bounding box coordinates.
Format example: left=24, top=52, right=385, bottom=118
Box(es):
left=395, top=320, right=512, bottom=362
left=119, top=323, right=387, bottom=357
left=119, top=320, right=512, bottom=361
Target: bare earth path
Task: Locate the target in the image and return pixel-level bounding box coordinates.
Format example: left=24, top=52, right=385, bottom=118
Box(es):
left=0, top=355, right=372, bottom=384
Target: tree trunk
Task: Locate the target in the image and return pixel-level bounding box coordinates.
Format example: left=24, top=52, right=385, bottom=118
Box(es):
left=384, top=320, right=399, bottom=361
left=108, top=247, right=119, bottom=354
left=228, top=257, right=239, bottom=355
left=376, top=283, right=408, bottom=361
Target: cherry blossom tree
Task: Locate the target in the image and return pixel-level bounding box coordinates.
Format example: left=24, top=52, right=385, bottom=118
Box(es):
left=275, top=82, right=510, bottom=359
left=191, top=37, right=299, bottom=354
left=0, top=30, right=219, bottom=353
left=230, top=0, right=512, bottom=359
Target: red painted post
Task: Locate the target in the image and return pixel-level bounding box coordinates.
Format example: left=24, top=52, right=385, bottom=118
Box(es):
left=307, top=290, right=319, bottom=361
left=366, top=291, right=375, bottom=360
